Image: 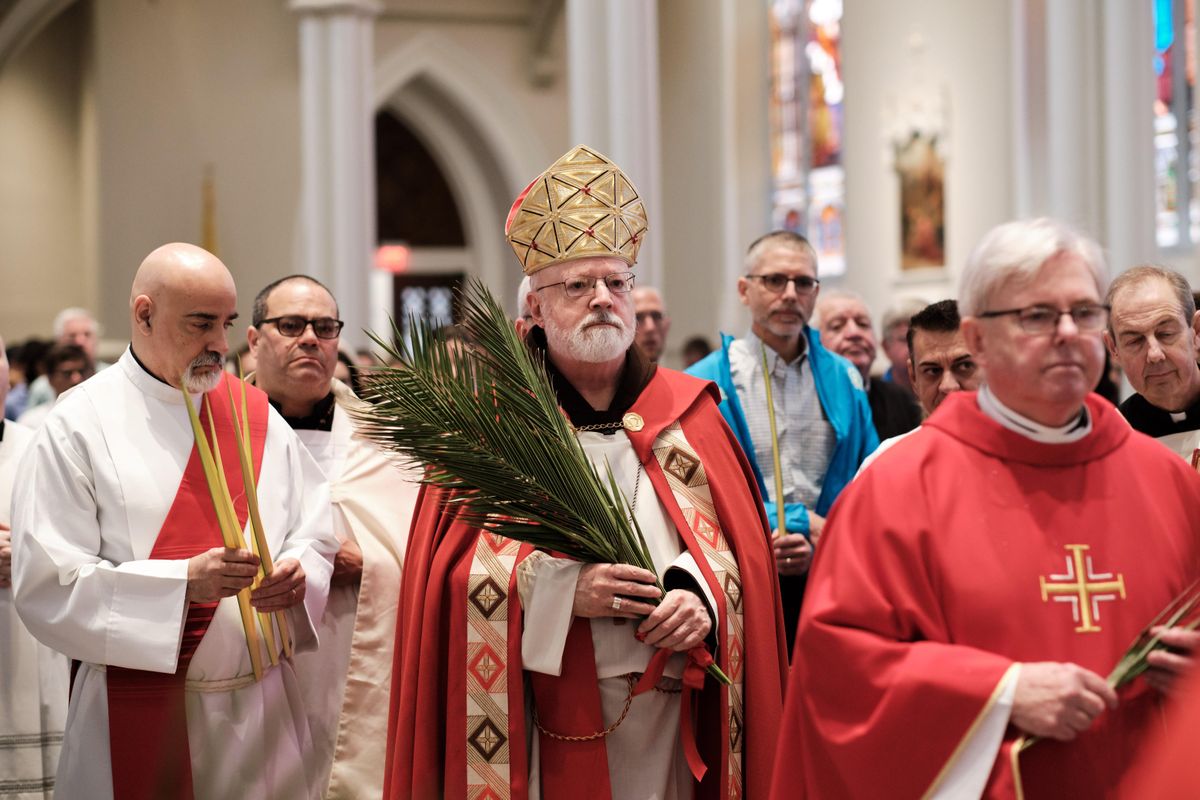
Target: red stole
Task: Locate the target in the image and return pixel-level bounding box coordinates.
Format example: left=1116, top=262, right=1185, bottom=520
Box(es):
left=105, top=374, right=268, bottom=800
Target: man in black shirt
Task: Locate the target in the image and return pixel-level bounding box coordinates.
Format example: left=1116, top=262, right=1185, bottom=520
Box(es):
left=816, top=290, right=922, bottom=440
left=1105, top=265, right=1200, bottom=460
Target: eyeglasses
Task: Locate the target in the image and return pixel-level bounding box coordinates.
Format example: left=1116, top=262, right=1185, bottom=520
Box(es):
left=977, top=304, right=1110, bottom=335
left=745, top=273, right=820, bottom=295
left=636, top=310, right=665, bottom=327
left=260, top=316, right=345, bottom=339
left=536, top=272, right=635, bottom=298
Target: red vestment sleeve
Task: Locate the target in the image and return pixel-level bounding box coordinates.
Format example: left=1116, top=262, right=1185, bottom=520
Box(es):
left=383, top=484, right=478, bottom=800
left=770, top=461, right=1012, bottom=799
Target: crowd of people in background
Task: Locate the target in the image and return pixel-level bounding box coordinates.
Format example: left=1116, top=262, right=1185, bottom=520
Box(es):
left=6, top=144, right=1200, bottom=800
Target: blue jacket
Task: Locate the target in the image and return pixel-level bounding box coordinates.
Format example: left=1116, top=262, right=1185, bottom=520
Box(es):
left=686, top=329, right=878, bottom=535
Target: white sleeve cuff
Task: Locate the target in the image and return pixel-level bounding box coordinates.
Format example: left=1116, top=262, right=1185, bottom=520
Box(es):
left=928, top=664, right=1020, bottom=799
left=665, top=550, right=719, bottom=620
left=106, top=558, right=191, bottom=673
left=519, top=557, right=583, bottom=676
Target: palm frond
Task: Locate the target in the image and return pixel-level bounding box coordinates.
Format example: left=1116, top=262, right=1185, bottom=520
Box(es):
left=350, top=279, right=648, bottom=572
left=349, top=279, right=731, bottom=685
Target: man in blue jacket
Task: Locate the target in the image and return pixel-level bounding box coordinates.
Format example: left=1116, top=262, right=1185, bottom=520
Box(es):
left=687, top=231, right=877, bottom=651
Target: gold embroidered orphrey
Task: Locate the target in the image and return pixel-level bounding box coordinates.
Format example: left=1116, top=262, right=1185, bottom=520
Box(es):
left=1039, top=544, right=1126, bottom=634
left=465, top=533, right=521, bottom=798
left=460, top=421, right=746, bottom=798
left=652, top=422, right=745, bottom=798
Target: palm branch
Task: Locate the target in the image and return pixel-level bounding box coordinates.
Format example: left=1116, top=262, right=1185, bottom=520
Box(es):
left=349, top=277, right=728, bottom=685
left=1020, top=579, right=1200, bottom=752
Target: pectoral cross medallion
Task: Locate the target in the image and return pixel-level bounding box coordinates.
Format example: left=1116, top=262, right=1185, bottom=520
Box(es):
left=1039, top=544, right=1126, bottom=634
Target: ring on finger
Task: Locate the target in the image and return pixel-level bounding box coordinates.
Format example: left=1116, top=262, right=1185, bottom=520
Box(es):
left=612, top=596, right=623, bottom=612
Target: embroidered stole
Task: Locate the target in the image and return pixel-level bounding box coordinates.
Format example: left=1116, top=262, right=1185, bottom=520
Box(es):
left=459, top=422, right=745, bottom=798
left=104, top=375, right=268, bottom=800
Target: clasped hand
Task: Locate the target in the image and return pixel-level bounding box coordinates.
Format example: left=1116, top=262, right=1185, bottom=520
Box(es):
left=186, top=546, right=306, bottom=611
left=572, top=563, right=711, bottom=652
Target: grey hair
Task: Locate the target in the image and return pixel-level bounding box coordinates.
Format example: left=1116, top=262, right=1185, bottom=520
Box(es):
left=743, top=230, right=819, bottom=275
left=813, top=288, right=868, bottom=329
left=516, top=275, right=533, bottom=320
left=1105, top=265, right=1195, bottom=334
left=881, top=297, right=930, bottom=334
left=53, top=307, right=98, bottom=338
left=958, top=218, right=1107, bottom=316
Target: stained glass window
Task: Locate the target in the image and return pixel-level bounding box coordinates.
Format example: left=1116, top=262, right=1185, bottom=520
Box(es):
left=769, top=0, right=845, bottom=275
left=1154, top=0, right=1197, bottom=248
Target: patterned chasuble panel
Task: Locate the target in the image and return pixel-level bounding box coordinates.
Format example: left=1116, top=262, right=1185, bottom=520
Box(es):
left=462, top=422, right=746, bottom=798
left=466, top=532, right=521, bottom=799
left=651, top=422, right=745, bottom=798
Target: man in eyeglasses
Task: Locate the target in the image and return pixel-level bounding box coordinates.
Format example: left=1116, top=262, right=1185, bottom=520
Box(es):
left=386, top=145, right=787, bottom=800
left=632, top=286, right=671, bottom=362
left=246, top=275, right=420, bottom=799
left=15, top=343, right=96, bottom=428
left=1104, top=265, right=1200, bottom=461
left=686, top=230, right=878, bottom=652
left=773, top=218, right=1200, bottom=799
left=11, top=243, right=337, bottom=799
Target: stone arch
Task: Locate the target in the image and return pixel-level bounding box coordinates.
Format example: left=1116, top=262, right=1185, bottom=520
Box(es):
left=373, top=31, right=550, bottom=303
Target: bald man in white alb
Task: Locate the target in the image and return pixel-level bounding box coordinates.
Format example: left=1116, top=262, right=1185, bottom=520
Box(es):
left=11, top=243, right=338, bottom=800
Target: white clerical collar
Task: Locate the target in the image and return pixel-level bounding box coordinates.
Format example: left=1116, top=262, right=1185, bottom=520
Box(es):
left=119, top=347, right=202, bottom=406
left=1170, top=410, right=1188, bottom=423
left=977, top=384, right=1092, bottom=444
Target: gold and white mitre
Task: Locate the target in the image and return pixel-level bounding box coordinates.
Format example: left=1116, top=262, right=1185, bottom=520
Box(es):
left=504, top=144, right=649, bottom=275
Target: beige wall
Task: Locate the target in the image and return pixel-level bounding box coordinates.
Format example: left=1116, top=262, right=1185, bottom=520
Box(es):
left=91, top=0, right=302, bottom=348
left=0, top=2, right=88, bottom=342
left=839, top=0, right=1015, bottom=327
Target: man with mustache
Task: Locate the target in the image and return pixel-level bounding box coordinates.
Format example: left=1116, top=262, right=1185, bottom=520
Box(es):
left=385, top=145, right=787, bottom=799
left=1104, top=265, right=1200, bottom=461
left=246, top=274, right=420, bottom=798
left=772, top=218, right=1200, bottom=798
left=815, top=289, right=922, bottom=441
left=10, top=243, right=338, bottom=799
left=686, top=231, right=877, bottom=651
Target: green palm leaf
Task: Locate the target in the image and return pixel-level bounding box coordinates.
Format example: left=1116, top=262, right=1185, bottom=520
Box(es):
left=348, top=278, right=729, bottom=685
left=349, top=278, right=649, bottom=570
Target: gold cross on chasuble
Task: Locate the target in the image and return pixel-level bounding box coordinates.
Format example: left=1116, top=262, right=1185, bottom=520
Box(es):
left=1039, top=544, right=1127, bottom=633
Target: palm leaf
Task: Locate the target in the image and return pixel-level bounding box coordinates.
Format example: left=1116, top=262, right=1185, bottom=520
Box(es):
left=349, top=278, right=730, bottom=685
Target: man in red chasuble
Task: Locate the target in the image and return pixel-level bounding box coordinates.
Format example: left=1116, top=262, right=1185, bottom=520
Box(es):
left=383, top=145, right=788, bottom=799
left=771, top=218, right=1200, bottom=799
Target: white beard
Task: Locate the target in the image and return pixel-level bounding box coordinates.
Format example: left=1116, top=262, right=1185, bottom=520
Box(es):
left=183, top=355, right=223, bottom=393
left=544, top=310, right=636, bottom=363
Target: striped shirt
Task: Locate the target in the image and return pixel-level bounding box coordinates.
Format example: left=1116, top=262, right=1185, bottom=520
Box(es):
left=728, top=331, right=835, bottom=509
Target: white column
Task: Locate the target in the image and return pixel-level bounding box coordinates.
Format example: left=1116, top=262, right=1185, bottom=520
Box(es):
left=289, top=0, right=380, bottom=350
left=1044, top=0, right=1102, bottom=234
left=566, top=0, right=664, bottom=289
left=1102, top=0, right=1156, bottom=274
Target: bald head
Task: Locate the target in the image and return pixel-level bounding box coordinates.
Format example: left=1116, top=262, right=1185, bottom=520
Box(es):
left=131, top=243, right=235, bottom=304
left=130, top=243, right=238, bottom=392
